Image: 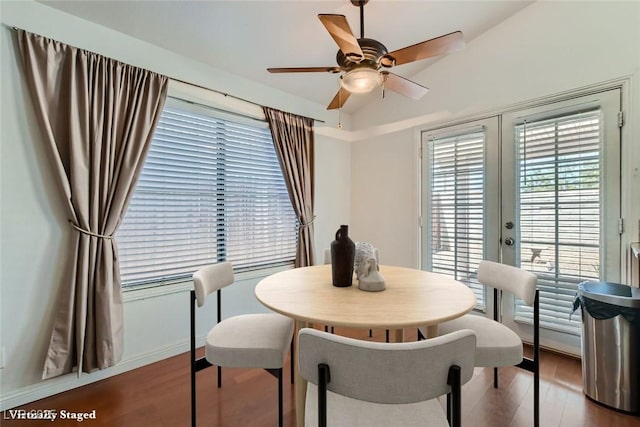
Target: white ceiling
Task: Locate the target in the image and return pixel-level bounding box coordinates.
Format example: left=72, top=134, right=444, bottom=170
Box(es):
left=37, top=0, right=532, bottom=114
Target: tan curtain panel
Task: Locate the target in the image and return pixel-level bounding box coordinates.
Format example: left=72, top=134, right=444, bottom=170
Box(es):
left=15, top=30, right=168, bottom=379
left=263, top=107, right=316, bottom=267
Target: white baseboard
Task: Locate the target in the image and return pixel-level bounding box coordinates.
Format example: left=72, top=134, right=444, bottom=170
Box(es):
left=0, top=338, right=205, bottom=411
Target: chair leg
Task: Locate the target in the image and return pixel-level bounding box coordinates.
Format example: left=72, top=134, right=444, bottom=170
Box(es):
left=290, top=339, right=295, bottom=384
left=265, top=368, right=285, bottom=427
left=318, top=363, right=330, bottom=427
left=191, top=357, right=197, bottom=427
left=533, top=289, right=540, bottom=427
left=534, top=364, right=540, bottom=427
left=191, top=367, right=196, bottom=427
left=493, top=367, right=498, bottom=388
left=190, top=291, right=197, bottom=427
left=278, top=368, right=283, bottom=427
left=447, top=365, right=462, bottom=427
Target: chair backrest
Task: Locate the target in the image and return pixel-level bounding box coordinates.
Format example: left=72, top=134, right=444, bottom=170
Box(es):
left=192, top=262, right=235, bottom=307
left=323, top=248, right=331, bottom=265
left=298, top=328, right=476, bottom=404
left=477, top=260, right=537, bottom=306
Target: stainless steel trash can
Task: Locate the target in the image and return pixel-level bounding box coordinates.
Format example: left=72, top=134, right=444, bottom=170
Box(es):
left=577, top=281, right=640, bottom=414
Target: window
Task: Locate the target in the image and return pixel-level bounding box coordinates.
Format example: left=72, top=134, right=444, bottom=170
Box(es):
left=422, top=121, right=499, bottom=310
left=514, top=110, right=604, bottom=334
left=116, top=98, right=297, bottom=287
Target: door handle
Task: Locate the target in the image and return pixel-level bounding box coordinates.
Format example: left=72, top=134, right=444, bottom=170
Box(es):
left=504, top=237, right=515, bottom=246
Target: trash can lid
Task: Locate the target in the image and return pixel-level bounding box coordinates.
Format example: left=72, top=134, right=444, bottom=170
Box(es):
left=578, top=281, right=640, bottom=308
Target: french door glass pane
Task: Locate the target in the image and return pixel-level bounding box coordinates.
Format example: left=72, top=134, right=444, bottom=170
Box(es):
left=515, top=110, right=602, bottom=334
left=426, top=130, right=486, bottom=309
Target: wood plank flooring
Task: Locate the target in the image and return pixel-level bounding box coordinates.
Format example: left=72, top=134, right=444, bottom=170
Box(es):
left=2, top=327, right=639, bottom=426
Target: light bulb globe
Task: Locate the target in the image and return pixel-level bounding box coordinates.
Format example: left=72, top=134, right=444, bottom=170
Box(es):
left=340, top=68, right=383, bottom=94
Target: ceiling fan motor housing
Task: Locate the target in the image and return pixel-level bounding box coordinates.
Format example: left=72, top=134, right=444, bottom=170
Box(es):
left=336, top=38, right=388, bottom=71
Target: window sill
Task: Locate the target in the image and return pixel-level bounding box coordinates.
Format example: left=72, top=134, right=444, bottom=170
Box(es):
left=122, top=263, right=294, bottom=303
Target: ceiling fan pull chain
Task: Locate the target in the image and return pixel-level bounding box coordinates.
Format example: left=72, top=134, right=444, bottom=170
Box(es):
left=338, top=85, right=343, bottom=129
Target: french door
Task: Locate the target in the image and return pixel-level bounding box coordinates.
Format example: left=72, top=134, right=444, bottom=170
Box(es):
left=421, top=89, right=621, bottom=353
left=500, top=90, right=621, bottom=353
left=421, top=117, right=500, bottom=313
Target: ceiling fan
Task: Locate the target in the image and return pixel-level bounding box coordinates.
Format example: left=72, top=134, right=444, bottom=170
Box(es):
left=267, top=0, right=465, bottom=110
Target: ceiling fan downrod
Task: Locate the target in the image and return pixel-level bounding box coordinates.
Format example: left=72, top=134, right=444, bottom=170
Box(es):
left=350, top=0, right=368, bottom=39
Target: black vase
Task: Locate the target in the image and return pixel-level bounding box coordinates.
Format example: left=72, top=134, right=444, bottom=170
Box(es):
left=330, top=225, right=355, bottom=287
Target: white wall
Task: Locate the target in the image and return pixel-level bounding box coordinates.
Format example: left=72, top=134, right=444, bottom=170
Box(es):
left=0, top=0, right=351, bottom=409
left=313, top=133, right=352, bottom=259
left=350, top=129, right=419, bottom=267
left=350, top=1, right=640, bottom=277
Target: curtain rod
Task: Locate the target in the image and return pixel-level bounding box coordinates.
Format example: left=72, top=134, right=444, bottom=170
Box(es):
left=10, top=26, right=325, bottom=124
left=167, top=94, right=265, bottom=124
left=170, top=77, right=326, bottom=124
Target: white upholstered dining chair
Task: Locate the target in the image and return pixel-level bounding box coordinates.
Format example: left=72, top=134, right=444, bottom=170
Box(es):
left=436, top=260, right=540, bottom=427
left=190, top=262, right=294, bottom=427
left=298, top=328, right=476, bottom=427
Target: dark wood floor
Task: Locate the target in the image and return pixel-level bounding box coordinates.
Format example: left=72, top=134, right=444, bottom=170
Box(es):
left=2, top=327, right=639, bottom=426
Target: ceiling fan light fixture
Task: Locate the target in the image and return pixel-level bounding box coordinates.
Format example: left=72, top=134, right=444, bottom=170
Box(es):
left=340, top=68, right=383, bottom=94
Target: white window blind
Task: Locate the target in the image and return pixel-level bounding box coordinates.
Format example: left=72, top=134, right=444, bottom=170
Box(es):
left=116, top=99, right=297, bottom=287
left=427, top=130, right=486, bottom=309
left=515, top=109, right=602, bottom=334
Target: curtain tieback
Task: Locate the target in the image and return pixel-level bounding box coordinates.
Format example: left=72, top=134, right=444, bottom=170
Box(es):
left=69, top=221, right=114, bottom=240
left=299, top=215, right=316, bottom=228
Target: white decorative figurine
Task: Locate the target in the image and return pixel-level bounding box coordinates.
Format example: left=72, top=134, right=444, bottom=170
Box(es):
left=358, top=257, right=386, bottom=292
left=354, top=242, right=378, bottom=279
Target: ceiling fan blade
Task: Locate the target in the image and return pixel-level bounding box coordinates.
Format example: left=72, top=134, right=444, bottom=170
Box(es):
left=318, top=14, right=364, bottom=61
left=327, top=87, right=351, bottom=110
left=382, top=72, right=429, bottom=100
left=267, top=66, right=341, bottom=74
left=385, top=31, right=464, bottom=67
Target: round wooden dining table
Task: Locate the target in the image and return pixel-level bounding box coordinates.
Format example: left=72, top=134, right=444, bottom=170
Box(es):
left=255, top=264, right=477, bottom=426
